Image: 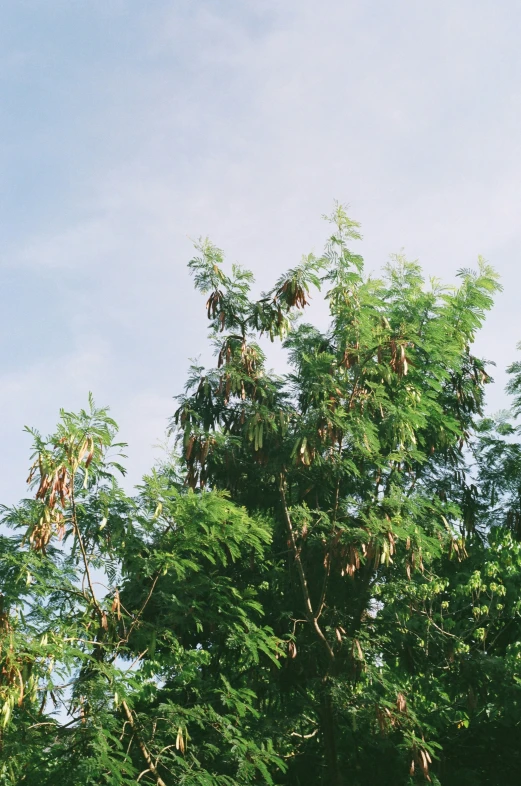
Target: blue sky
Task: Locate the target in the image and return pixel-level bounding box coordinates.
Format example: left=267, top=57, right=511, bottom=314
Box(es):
left=1, top=0, right=521, bottom=502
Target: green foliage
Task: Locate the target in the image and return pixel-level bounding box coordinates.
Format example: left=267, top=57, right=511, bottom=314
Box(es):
left=2, top=206, right=521, bottom=784
left=0, top=399, right=283, bottom=785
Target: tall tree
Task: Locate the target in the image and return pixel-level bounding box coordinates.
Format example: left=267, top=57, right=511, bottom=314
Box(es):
left=172, top=205, right=507, bottom=784
left=3, top=206, right=521, bottom=785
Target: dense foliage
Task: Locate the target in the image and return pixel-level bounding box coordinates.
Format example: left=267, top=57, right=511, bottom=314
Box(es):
left=2, top=206, right=521, bottom=784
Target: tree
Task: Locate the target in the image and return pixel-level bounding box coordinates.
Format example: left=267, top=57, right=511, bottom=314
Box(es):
left=0, top=399, right=284, bottom=784
left=2, top=205, right=521, bottom=785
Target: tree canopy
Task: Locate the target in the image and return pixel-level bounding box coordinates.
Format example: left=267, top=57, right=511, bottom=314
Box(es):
left=2, top=205, right=520, bottom=785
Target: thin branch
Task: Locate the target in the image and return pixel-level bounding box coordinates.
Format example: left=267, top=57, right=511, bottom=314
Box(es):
left=416, top=610, right=458, bottom=639
left=70, top=476, right=103, bottom=618
left=153, top=744, right=176, bottom=767
left=125, top=732, right=135, bottom=756
left=291, top=728, right=319, bottom=739
left=316, top=552, right=331, bottom=622
left=316, top=450, right=344, bottom=622
left=124, top=572, right=160, bottom=643
left=119, top=720, right=131, bottom=742
left=279, top=474, right=334, bottom=662
left=123, top=649, right=148, bottom=674
left=121, top=700, right=168, bottom=786
left=487, top=617, right=514, bottom=651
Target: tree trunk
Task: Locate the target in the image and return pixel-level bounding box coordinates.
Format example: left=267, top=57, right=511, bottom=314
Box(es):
left=320, top=688, right=345, bottom=786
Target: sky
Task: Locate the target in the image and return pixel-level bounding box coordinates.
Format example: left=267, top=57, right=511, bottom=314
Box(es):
left=1, top=0, right=521, bottom=503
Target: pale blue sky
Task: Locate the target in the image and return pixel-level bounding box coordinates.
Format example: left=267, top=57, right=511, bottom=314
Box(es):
left=1, top=0, right=521, bottom=501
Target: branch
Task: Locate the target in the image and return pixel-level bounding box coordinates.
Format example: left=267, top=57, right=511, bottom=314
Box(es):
left=123, top=649, right=148, bottom=674
left=316, top=551, right=331, bottom=621
left=291, top=728, right=319, bottom=739
left=121, top=700, right=168, bottom=786
left=70, top=478, right=103, bottom=619
left=123, top=572, right=160, bottom=644
left=317, top=477, right=341, bottom=622
left=279, top=474, right=334, bottom=662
